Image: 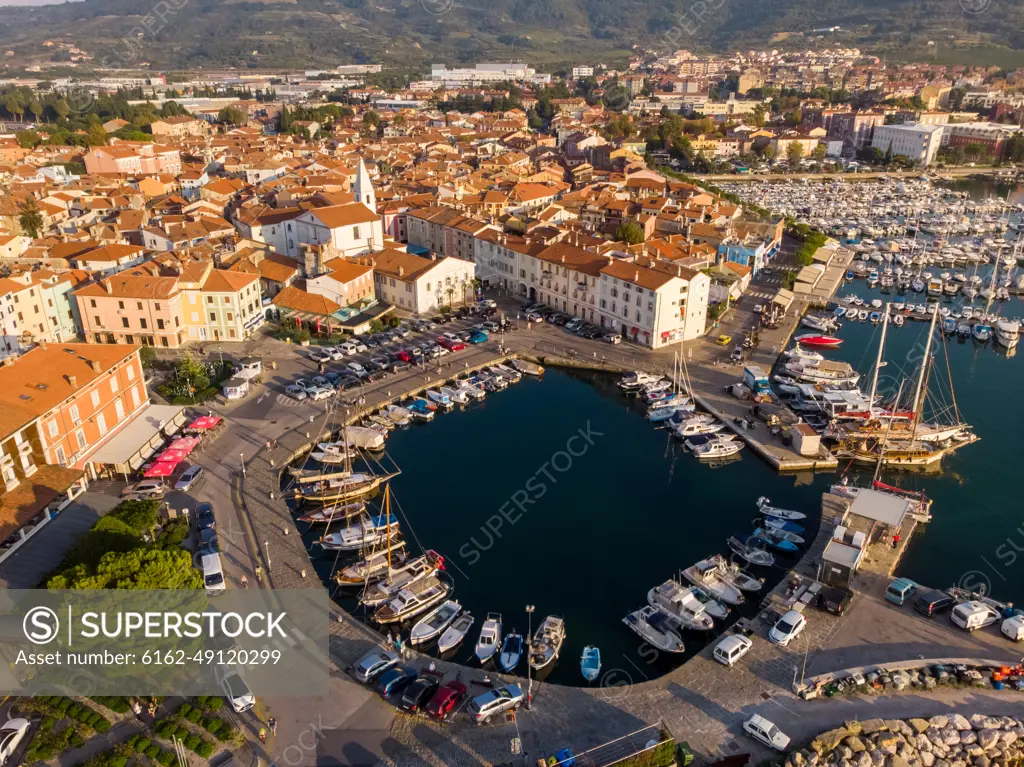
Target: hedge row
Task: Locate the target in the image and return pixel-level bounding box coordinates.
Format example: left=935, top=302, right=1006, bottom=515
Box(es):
left=153, top=719, right=216, bottom=758
left=30, top=696, right=111, bottom=733
left=89, top=696, right=132, bottom=714
left=127, top=733, right=177, bottom=767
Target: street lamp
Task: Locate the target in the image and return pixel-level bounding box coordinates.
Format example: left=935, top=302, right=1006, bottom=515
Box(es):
left=264, top=540, right=271, bottom=573
left=240, top=453, right=245, bottom=476
left=525, top=604, right=535, bottom=710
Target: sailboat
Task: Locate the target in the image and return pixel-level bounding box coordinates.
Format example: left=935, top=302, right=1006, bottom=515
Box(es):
left=334, top=544, right=409, bottom=586
left=359, top=549, right=445, bottom=607
left=318, top=514, right=399, bottom=552
left=296, top=501, right=366, bottom=524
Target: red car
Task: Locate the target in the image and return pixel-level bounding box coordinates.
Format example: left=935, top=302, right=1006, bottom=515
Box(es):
left=438, top=337, right=467, bottom=352
left=395, top=350, right=412, bottom=362
left=425, top=680, right=467, bottom=720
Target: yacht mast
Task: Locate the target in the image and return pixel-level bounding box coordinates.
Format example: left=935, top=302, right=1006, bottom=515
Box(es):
left=910, top=304, right=938, bottom=442
left=868, top=303, right=888, bottom=413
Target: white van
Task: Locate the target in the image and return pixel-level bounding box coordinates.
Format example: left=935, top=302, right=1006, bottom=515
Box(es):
left=713, top=635, right=753, bottom=667
left=950, top=600, right=1000, bottom=631
left=201, top=552, right=226, bottom=595
left=1001, top=614, right=1024, bottom=642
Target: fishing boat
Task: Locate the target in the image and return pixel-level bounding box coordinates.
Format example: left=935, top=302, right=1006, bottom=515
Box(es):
left=794, top=334, right=843, bottom=348
left=754, top=525, right=805, bottom=545
left=360, top=550, right=445, bottom=607
left=334, top=545, right=410, bottom=586
left=684, top=433, right=738, bottom=452
left=511, top=359, right=544, bottom=376
left=755, top=497, right=807, bottom=521
left=647, top=579, right=715, bottom=630
left=972, top=322, right=991, bottom=342
left=498, top=631, right=523, bottom=672
left=727, top=536, right=776, bottom=567
left=475, top=613, right=502, bottom=664
left=694, top=439, right=743, bottom=460
left=345, top=426, right=387, bottom=451
left=942, top=316, right=957, bottom=334
left=294, top=472, right=396, bottom=505
left=296, top=501, right=366, bottom=524
left=622, top=607, right=685, bottom=653
left=310, top=442, right=355, bottom=465
left=426, top=389, right=453, bottom=410
left=318, top=514, right=399, bottom=552
left=688, top=586, right=730, bottom=619
left=781, top=346, right=824, bottom=363
left=580, top=646, right=601, bottom=682
left=763, top=517, right=806, bottom=535
left=457, top=381, right=486, bottom=400
left=367, top=415, right=395, bottom=431
left=385, top=405, right=413, bottom=426
left=619, top=372, right=664, bottom=391
left=438, top=612, right=475, bottom=654
left=373, top=577, right=452, bottom=624
left=528, top=616, right=566, bottom=670
left=493, top=364, right=522, bottom=383
left=751, top=528, right=802, bottom=553
left=441, top=385, right=469, bottom=405
left=406, top=399, right=435, bottom=421
left=683, top=557, right=745, bottom=605
left=706, top=554, right=764, bottom=592
left=410, top=600, right=462, bottom=645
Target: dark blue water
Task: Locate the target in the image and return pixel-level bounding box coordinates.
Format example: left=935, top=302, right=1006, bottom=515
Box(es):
left=299, top=277, right=1024, bottom=685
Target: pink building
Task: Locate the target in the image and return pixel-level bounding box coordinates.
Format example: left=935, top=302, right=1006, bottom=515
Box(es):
left=84, top=143, right=181, bottom=176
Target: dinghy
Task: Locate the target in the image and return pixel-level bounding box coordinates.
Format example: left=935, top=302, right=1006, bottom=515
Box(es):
left=438, top=612, right=475, bottom=654
left=410, top=600, right=461, bottom=646
left=498, top=631, right=523, bottom=672
left=580, top=646, right=601, bottom=682
left=727, top=536, right=776, bottom=567
left=755, top=496, right=807, bottom=521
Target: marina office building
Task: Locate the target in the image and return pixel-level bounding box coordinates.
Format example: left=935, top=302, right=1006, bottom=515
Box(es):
left=869, top=123, right=945, bottom=166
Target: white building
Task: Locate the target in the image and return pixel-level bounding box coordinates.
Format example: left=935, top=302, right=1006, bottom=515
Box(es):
left=365, top=249, right=476, bottom=315
left=429, top=62, right=550, bottom=86
left=870, top=123, right=944, bottom=166
left=572, top=66, right=595, bottom=79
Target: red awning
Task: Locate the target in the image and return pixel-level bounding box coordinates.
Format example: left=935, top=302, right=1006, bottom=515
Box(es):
left=630, top=326, right=639, bottom=334
left=168, top=437, right=200, bottom=453
left=661, top=331, right=671, bottom=338
left=155, top=448, right=189, bottom=463
left=189, top=416, right=222, bottom=430
left=143, top=461, right=178, bottom=478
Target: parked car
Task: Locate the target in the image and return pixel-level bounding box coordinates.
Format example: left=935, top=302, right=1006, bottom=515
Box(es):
left=468, top=684, right=523, bottom=724
left=352, top=649, right=400, bottom=683
left=395, top=350, right=412, bottom=363
left=425, top=680, right=467, bottom=720
left=398, top=677, right=440, bottom=713
left=195, top=502, right=216, bottom=530
left=603, top=333, right=622, bottom=345
left=309, top=349, right=332, bottom=363
left=469, top=331, right=489, bottom=344
left=285, top=384, right=308, bottom=400
left=768, top=610, right=806, bottom=646
left=309, top=387, right=333, bottom=401
left=201, top=551, right=226, bottom=595
left=374, top=666, right=417, bottom=698
left=713, top=635, right=753, bottom=667
left=348, top=362, right=367, bottom=375
left=914, top=589, right=956, bottom=618
left=311, top=375, right=332, bottom=389
left=525, top=313, right=544, bottom=323
left=323, top=347, right=345, bottom=361
left=350, top=340, right=368, bottom=352
left=743, top=715, right=790, bottom=751
left=885, top=578, right=918, bottom=606
left=0, top=718, right=31, bottom=765
left=198, top=526, right=219, bottom=555
left=174, top=465, right=204, bottom=492
left=715, top=335, right=733, bottom=346
left=371, top=356, right=391, bottom=370
left=218, top=667, right=256, bottom=713
left=816, top=586, right=853, bottom=616
left=121, top=479, right=166, bottom=499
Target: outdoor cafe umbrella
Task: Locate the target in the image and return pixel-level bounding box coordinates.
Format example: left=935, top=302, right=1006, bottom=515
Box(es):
left=143, top=460, right=179, bottom=478
left=168, top=437, right=200, bottom=454
left=155, top=447, right=189, bottom=464
left=189, top=415, right=222, bottom=430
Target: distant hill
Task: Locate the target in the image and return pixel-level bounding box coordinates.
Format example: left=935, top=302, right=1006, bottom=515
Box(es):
left=0, top=0, right=1022, bottom=71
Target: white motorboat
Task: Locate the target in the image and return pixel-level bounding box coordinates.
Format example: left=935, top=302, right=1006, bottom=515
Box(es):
left=426, top=389, right=453, bottom=410
left=493, top=364, right=522, bottom=383
left=438, top=612, right=475, bottom=654
left=457, top=380, right=486, bottom=399
left=800, top=314, right=837, bottom=332
left=647, top=579, right=715, bottom=630
left=755, top=497, right=808, bottom=521
left=296, top=501, right=366, bottom=524
left=345, top=427, right=387, bottom=451
left=511, top=359, right=544, bottom=376
left=781, top=346, right=824, bottom=363
left=318, top=514, right=399, bottom=552
left=694, top=439, right=743, bottom=460
left=385, top=405, right=413, bottom=426
left=995, top=319, right=1020, bottom=348
left=727, top=536, right=776, bottom=567
left=707, top=555, right=764, bottom=592
left=683, top=558, right=745, bottom=605
left=359, top=550, right=445, bottom=607
left=675, top=415, right=724, bottom=438
left=373, top=577, right=451, bottom=624
left=409, top=600, right=462, bottom=645
left=528, top=615, right=566, bottom=670
left=623, top=606, right=685, bottom=653
left=311, top=442, right=354, bottom=465
left=333, top=545, right=409, bottom=586
left=441, top=385, right=469, bottom=405
left=475, top=613, right=502, bottom=664
left=618, top=372, right=663, bottom=391
left=688, top=585, right=731, bottom=619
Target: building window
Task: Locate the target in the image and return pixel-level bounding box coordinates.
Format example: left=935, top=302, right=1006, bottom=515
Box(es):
left=140, top=318, right=147, bottom=329
left=353, top=226, right=361, bottom=240
left=76, top=428, right=86, bottom=450
left=157, top=318, right=164, bottom=330
left=132, top=386, right=141, bottom=409
left=174, top=316, right=180, bottom=327
left=209, top=313, right=216, bottom=322
left=97, top=414, right=107, bottom=436
left=161, top=337, right=168, bottom=347
left=54, top=445, right=66, bottom=466
left=207, top=296, right=213, bottom=304
left=91, top=391, right=100, bottom=408
left=2, top=462, right=18, bottom=490
left=229, top=329, right=236, bottom=338
left=90, top=299, right=96, bottom=308
left=122, top=317, right=130, bottom=328
left=115, top=400, right=125, bottom=421
left=48, top=420, right=58, bottom=438
left=125, top=335, right=133, bottom=343
left=137, top=302, right=143, bottom=310
left=118, top=301, right=124, bottom=310
left=94, top=315, right=101, bottom=326
left=111, top=377, right=118, bottom=393
left=227, top=312, right=233, bottom=321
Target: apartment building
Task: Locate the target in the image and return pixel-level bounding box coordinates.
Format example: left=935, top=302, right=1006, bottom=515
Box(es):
left=0, top=270, right=87, bottom=357
left=870, top=123, right=944, bottom=166
left=0, top=343, right=145, bottom=559
left=73, top=262, right=263, bottom=347
left=306, top=259, right=375, bottom=310
left=406, top=207, right=494, bottom=262
left=84, top=143, right=182, bottom=176
left=149, top=116, right=211, bottom=138
left=362, top=248, right=476, bottom=315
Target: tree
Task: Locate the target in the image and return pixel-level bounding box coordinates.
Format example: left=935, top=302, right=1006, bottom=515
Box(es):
left=50, top=548, right=202, bottom=590
left=5, top=96, right=23, bottom=122
left=18, top=198, right=43, bottom=238
left=363, top=110, right=381, bottom=129
left=174, top=353, right=210, bottom=400
left=218, top=106, right=246, bottom=125
left=614, top=221, right=645, bottom=244
left=16, top=130, right=40, bottom=149
left=812, top=144, right=827, bottom=161
left=786, top=142, right=804, bottom=165
left=139, top=345, right=157, bottom=368
left=27, top=99, right=42, bottom=122
left=52, top=98, right=70, bottom=121
left=86, top=124, right=107, bottom=147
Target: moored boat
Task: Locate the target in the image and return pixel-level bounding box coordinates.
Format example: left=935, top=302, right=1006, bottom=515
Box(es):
left=755, top=497, right=807, bottom=521
left=318, top=514, right=399, bottom=552
left=528, top=615, right=566, bottom=670
left=498, top=631, right=523, bottom=672
left=647, top=578, right=715, bottom=630
left=511, top=359, right=544, bottom=376
left=580, top=646, right=601, bottom=682
left=683, top=557, right=744, bottom=605
left=373, top=577, right=451, bottom=624
left=359, top=550, right=445, bottom=607
left=410, top=600, right=462, bottom=646
left=438, top=612, right=475, bottom=654
left=727, top=535, right=776, bottom=567
left=475, top=613, right=502, bottom=664
left=623, top=606, right=685, bottom=653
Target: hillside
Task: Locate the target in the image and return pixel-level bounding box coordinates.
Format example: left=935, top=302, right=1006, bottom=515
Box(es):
left=0, top=0, right=1023, bottom=71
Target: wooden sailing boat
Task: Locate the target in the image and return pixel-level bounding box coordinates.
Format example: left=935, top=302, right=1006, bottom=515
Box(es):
left=293, top=422, right=399, bottom=504
left=333, top=486, right=409, bottom=586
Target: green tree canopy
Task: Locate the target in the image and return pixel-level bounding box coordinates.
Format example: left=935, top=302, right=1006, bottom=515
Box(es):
left=614, top=221, right=645, bottom=245
left=18, top=198, right=43, bottom=238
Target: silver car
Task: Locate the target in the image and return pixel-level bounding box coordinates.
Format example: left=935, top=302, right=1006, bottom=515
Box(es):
left=352, top=649, right=400, bottom=683
left=285, top=384, right=308, bottom=400
left=174, top=465, right=204, bottom=491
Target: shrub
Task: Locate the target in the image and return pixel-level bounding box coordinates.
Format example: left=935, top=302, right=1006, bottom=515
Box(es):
left=203, top=719, right=222, bottom=735
left=157, top=750, right=176, bottom=767
left=86, top=711, right=101, bottom=726
left=195, top=696, right=208, bottom=707
left=57, top=698, right=72, bottom=712
left=145, top=745, right=161, bottom=758
left=215, top=727, right=236, bottom=743
left=184, top=735, right=201, bottom=750
left=186, top=708, right=202, bottom=723
left=94, top=718, right=112, bottom=733
left=177, top=703, right=192, bottom=717
left=135, top=738, right=151, bottom=753
left=91, top=696, right=131, bottom=714
left=175, top=725, right=189, bottom=739
left=195, top=741, right=214, bottom=758
left=69, top=732, right=85, bottom=748
left=108, top=756, right=128, bottom=767
left=202, top=697, right=222, bottom=711
left=40, top=716, right=55, bottom=730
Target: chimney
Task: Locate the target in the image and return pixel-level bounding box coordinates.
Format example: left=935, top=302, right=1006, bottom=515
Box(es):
left=102, top=279, right=112, bottom=293
left=634, top=270, right=640, bottom=282
left=39, top=340, right=47, bottom=350
left=677, top=266, right=681, bottom=276
left=398, top=266, right=404, bottom=277
left=90, top=360, right=102, bottom=373
left=67, top=374, right=77, bottom=388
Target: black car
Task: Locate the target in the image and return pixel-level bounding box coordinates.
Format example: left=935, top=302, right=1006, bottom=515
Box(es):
left=816, top=586, right=853, bottom=616
left=195, top=502, right=215, bottom=530
left=398, top=676, right=440, bottom=713
left=363, top=360, right=382, bottom=373
left=914, top=589, right=955, bottom=618
left=374, top=665, right=417, bottom=697
left=339, top=377, right=362, bottom=390
left=198, top=527, right=219, bottom=555
left=392, top=360, right=411, bottom=372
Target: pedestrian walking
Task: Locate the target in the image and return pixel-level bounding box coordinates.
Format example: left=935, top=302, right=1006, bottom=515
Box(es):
left=255, top=565, right=264, bottom=583
left=892, top=533, right=900, bottom=549
left=268, top=718, right=277, bottom=737
left=240, top=574, right=249, bottom=589
left=259, top=727, right=267, bottom=745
